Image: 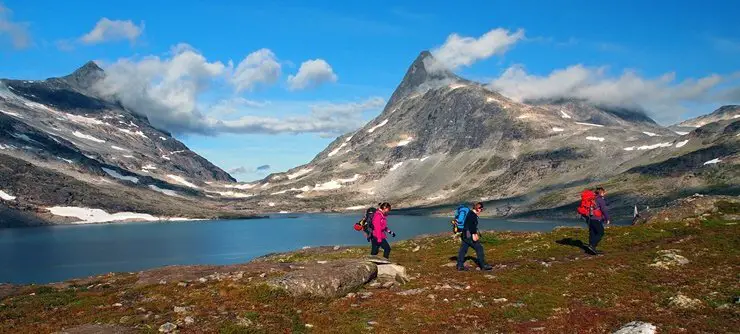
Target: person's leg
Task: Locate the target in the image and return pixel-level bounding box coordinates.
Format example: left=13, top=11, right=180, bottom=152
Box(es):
left=588, top=219, right=598, bottom=248
left=471, top=241, right=487, bottom=268
left=381, top=239, right=391, bottom=259
left=370, top=237, right=380, bottom=256
left=457, top=237, right=470, bottom=268
left=592, top=220, right=605, bottom=249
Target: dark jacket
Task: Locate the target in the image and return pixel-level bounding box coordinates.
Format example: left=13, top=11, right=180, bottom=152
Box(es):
left=595, top=195, right=610, bottom=221
left=463, top=211, right=479, bottom=235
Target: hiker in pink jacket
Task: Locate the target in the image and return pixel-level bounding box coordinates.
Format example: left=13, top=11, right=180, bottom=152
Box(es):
left=370, top=202, right=396, bottom=259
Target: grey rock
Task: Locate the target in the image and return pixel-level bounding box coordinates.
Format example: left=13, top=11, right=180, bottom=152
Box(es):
left=397, top=288, right=428, bottom=296
left=668, top=293, right=703, bottom=309
left=267, top=260, right=377, bottom=298
left=377, top=263, right=410, bottom=284
left=158, top=322, right=177, bottom=333
left=184, top=316, right=195, bottom=325
left=612, top=321, right=657, bottom=334
left=174, top=306, right=188, bottom=314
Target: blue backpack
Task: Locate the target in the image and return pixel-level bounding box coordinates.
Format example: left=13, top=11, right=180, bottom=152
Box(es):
left=451, top=205, right=470, bottom=233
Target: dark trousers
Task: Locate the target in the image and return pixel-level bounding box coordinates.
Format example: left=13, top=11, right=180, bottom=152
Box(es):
left=370, top=237, right=391, bottom=259
left=588, top=218, right=605, bottom=248
left=457, top=234, right=486, bottom=268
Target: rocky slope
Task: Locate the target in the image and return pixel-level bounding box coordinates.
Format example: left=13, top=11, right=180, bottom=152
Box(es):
left=671, top=104, right=740, bottom=134
left=0, top=62, right=259, bottom=226
left=240, top=51, right=739, bottom=217
left=0, top=195, right=737, bottom=333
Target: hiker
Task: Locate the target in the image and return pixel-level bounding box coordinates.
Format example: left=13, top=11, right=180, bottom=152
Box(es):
left=456, top=202, right=493, bottom=271
left=370, top=202, right=395, bottom=259
left=587, top=187, right=610, bottom=255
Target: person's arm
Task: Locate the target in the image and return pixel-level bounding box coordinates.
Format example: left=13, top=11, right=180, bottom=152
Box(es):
left=470, top=215, right=479, bottom=241
left=598, top=197, right=611, bottom=224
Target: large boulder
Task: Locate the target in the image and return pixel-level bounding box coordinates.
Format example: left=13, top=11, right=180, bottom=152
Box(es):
left=268, top=259, right=377, bottom=298
left=377, top=263, right=410, bottom=283
left=612, top=321, right=657, bottom=334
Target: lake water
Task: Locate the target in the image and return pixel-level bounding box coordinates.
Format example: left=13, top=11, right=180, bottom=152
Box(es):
left=0, top=214, right=588, bottom=284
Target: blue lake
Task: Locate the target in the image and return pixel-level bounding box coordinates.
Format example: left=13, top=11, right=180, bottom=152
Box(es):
left=0, top=214, right=589, bottom=284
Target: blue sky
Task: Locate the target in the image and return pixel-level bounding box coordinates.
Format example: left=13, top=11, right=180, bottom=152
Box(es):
left=1, top=0, right=739, bottom=181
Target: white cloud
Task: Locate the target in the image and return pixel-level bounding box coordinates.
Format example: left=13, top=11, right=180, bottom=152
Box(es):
left=94, top=45, right=384, bottom=135
left=94, top=45, right=228, bottom=134
left=208, top=97, right=385, bottom=135
left=0, top=4, right=31, bottom=49
left=231, top=48, right=281, bottom=92
left=431, top=28, right=525, bottom=70
left=488, top=64, right=737, bottom=124
left=81, top=18, right=144, bottom=45
left=287, top=59, right=338, bottom=90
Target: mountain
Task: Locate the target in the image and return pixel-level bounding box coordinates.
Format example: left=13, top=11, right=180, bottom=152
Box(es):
left=0, top=62, right=256, bottom=226
left=243, top=51, right=739, bottom=216
left=670, top=105, right=740, bottom=135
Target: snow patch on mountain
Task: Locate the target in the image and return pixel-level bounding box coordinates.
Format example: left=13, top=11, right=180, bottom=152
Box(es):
left=148, top=185, right=179, bottom=197
left=395, top=137, right=414, bottom=147
left=224, top=183, right=256, bottom=190
left=675, top=140, right=689, bottom=148
left=167, top=175, right=199, bottom=189
left=0, top=190, right=16, bottom=201
left=368, top=119, right=389, bottom=133
left=111, top=145, right=128, bottom=151
left=287, top=168, right=313, bottom=180
left=575, top=122, right=604, bottom=127
left=674, top=131, right=689, bottom=136
left=47, top=206, right=191, bottom=223
left=73, top=131, right=105, bottom=143
left=586, top=136, right=605, bottom=142
left=328, top=142, right=348, bottom=157
left=337, top=174, right=361, bottom=183
left=0, top=109, right=22, bottom=118
left=559, top=110, right=571, bottom=119
left=206, top=191, right=253, bottom=198
left=703, top=158, right=721, bottom=165
left=390, top=162, right=404, bottom=171
left=102, top=167, right=139, bottom=183
left=637, top=142, right=673, bottom=150
left=642, top=131, right=659, bottom=137
left=314, top=180, right=342, bottom=191
left=552, top=127, right=564, bottom=132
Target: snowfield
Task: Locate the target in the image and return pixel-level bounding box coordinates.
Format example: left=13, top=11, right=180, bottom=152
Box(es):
left=390, top=162, right=404, bottom=171
left=148, top=185, right=179, bottom=197
left=703, top=158, right=721, bottom=165
left=675, top=140, right=689, bottom=148
left=586, top=136, right=605, bottom=142
left=102, top=167, right=139, bottom=183
left=395, top=137, right=414, bottom=147
left=287, top=168, right=313, bottom=180
left=367, top=119, right=389, bottom=133
left=314, top=180, right=343, bottom=191
left=552, top=127, right=564, bottom=132
left=73, top=131, right=105, bottom=143
left=0, top=190, right=16, bottom=201
left=167, top=175, right=199, bottom=188
left=224, top=183, right=256, bottom=190
left=642, top=132, right=659, bottom=137
left=47, top=206, right=194, bottom=223
left=637, top=142, right=673, bottom=150
left=575, top=122, right=604, bottom=127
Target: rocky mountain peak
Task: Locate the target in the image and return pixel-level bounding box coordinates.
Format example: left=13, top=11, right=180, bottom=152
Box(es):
left=62, top=61, right=105, bottom=92
left=386, top=50, right=460, bottom=107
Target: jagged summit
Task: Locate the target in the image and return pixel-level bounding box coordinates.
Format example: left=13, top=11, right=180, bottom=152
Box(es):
left=61, top=61, right=105, bottom=92
left=386, top=50, right=461, bottom=107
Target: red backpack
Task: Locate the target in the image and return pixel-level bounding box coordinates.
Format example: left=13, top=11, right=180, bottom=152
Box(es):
left=577, top=189, right=602, bottom=218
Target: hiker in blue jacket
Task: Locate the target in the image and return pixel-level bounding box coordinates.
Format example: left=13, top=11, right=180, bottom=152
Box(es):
left=587, top=187, right=610, bottom=255
left=456, top=202, right=493, bottom=271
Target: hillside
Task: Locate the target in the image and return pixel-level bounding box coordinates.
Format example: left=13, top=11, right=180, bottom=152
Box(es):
left=0, top=62, right=259, bottom=225
left=236, top=51, right=739, bottom=218
left=0, top=195, right=737, bottom=333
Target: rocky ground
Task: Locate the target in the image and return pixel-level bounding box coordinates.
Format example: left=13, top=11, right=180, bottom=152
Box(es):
left=0, top=196, right=737, bottom=333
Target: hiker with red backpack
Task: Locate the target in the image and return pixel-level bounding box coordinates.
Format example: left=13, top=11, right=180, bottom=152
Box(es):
left=370, top=202, right=395, bottom=259
left=577, top=187, right=610, bottom=255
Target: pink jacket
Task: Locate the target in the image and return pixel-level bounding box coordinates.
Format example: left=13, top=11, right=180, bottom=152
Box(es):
left=372, top=210, right=388, bottom=241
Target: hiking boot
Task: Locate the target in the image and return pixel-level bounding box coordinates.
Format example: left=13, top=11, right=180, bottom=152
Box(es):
left=480, top=264, right=493, bottom=271
left=585, top=245, right=598, bottom=255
